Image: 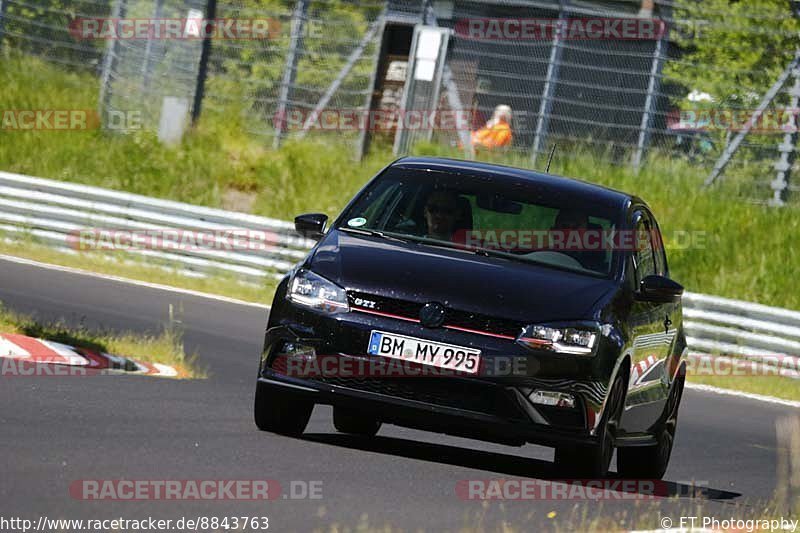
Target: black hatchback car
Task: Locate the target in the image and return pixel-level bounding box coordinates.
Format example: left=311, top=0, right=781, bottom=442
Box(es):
left=255, top=157, right=687, bottom=479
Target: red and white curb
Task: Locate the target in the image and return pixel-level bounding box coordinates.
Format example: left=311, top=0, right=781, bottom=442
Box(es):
left=0, top=332, right=178, bottom=377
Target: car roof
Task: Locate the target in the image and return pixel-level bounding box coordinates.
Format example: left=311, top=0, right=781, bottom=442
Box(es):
left=391, top=156, right=638, bottom=213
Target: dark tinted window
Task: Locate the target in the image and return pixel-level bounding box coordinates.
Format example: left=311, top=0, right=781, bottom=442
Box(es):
left=634, top=216, right=656, bottom=284
left=339, top=168, right=622, bottom=277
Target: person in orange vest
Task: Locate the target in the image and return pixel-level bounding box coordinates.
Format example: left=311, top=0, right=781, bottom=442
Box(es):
left=470, top=105, right=513, bottom=154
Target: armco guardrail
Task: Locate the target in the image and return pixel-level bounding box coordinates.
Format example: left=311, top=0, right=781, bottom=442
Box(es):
left=1, top=170, right=798, bottom=378
left=683, top=292, right=800, bottom=378
left=0, top=170, right=315, bottom=282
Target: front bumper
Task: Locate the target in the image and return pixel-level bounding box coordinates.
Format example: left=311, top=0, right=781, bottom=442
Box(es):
left=258, top=375, right=601, bottom=447
left=260, top=300, right=620, bottom=446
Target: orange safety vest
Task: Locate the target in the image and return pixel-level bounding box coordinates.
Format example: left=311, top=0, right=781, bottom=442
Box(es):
left=471, top=120, right=512, bottom=150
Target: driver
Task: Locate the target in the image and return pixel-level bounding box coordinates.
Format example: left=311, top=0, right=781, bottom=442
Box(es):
left=423, top=190, right=464, bottom=241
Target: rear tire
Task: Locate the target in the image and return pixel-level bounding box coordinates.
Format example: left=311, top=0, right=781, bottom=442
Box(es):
left=254, top=381, right=313, bottom=436
left=554, top=373, right=626, bottom=478
left=333, top=407, right=382, bottom=437
left=617, top=371, right=685, bottom=480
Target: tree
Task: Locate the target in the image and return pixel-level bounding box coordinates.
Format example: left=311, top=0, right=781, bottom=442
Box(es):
left=665, top=0, right=800, bottom=106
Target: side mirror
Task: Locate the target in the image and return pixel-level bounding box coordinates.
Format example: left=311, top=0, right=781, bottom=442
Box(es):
left=637, top=275, right=684, bottom=303
left=294, top=213, right=328, bottom=240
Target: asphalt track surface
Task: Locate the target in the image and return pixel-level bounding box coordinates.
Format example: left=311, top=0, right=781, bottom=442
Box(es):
left=0, top=256, right=796, bottom=531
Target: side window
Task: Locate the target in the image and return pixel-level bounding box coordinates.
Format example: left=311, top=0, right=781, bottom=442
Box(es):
left=634, top=216, right=656, bottom=285
left=649, top=217, right=668, bottom=276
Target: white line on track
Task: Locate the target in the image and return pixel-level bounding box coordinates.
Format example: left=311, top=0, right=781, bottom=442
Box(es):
left=686, top=383, right=800, bottom=409
left=0, top=253, right=270, bottom=309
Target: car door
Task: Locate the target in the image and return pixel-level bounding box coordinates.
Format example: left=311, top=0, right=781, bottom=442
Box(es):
left=621, top=210, right=672, bottom=432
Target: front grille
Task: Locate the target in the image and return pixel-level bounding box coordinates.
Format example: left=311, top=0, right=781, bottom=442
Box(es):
left=313, top=376, right=525, bottom=420
left=348, top=291, right=524, bottom=339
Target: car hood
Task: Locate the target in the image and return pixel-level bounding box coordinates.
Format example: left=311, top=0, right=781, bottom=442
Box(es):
left=306, top=230, right=617, bottom=323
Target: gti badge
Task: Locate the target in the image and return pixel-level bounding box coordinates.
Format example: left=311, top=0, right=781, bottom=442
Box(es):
left=419, top=302, right=446, bottom=328
left=353, top=297, right=377, bottom=309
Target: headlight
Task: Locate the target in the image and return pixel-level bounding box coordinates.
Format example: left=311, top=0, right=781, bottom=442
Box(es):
left=517, top=323, right=598, bottom=355
left=287, top=269, right=349, bottom=314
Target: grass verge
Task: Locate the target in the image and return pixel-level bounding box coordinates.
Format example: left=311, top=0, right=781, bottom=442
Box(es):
left=0, top=301, right=205, bottom=378
left=687, top=373, right=800, bottom=403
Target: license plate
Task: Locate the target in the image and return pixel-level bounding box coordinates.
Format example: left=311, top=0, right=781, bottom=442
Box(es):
left=367, top=331, right=481, bottom=374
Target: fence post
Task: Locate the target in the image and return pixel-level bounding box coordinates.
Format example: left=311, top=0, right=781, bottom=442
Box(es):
left=141, top=0, right=164, bottom=92
left=0, top=0, right=7, bottom=52
left=771, top=67, right=800, bottom=206
left=191, top=0, right=218, bottom=124
left=531, top=0, right=567, bottom=168
left=776, top=417, right=800, bottom=514
left=299, top=15, right=384, bottom=140
left=355, top=16, right=385, bottom=161
left=98, top=0, right=126, bottom=124
left=705, top=51, right=800, bottom=187
left=633, top=21, right=668, bottom=171
left=273, top=0, right=308, bottom=149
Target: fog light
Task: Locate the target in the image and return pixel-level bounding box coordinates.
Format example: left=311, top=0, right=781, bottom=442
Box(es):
left=270, top=342, right=317, bottom=376
left=278, top=342, right=316, bottom=361
left=529, top=390, right=575, bottom=409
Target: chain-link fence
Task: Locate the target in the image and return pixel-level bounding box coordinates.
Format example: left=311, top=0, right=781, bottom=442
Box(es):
left=1, top=0, right=799, bottom=204
left=0, top=0, right=109, bottom=70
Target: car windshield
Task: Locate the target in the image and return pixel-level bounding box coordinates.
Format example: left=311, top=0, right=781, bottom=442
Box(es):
left=337, top=167, right=621, bottom=277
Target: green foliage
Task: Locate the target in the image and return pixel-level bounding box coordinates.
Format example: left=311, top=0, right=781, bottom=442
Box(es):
left=205, top=0, right=382, bottom=132
left=1, top=0, right=108, bottom=69
left=665, top=0, right=800, bottom=103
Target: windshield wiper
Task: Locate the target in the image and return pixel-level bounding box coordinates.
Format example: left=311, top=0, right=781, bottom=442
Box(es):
left=399, top=235, right=520, bottom=261
left=338, top=226, right=415, bottom=244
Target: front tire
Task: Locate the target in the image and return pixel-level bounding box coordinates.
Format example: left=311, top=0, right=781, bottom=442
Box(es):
left=333, top=406, right=382, bottom=436
left=554, top=373, right=626, bottom=478
left=254, top=381, right=313, bottom=436
left=617, top=370, right=685, bottom=480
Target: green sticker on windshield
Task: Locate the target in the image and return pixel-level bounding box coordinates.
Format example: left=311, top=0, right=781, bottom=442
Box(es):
left=348, top=217, right=367, bottom=227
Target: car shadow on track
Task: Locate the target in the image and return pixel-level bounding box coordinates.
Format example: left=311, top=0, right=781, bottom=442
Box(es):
left=302, top=432, right=741, bottom=501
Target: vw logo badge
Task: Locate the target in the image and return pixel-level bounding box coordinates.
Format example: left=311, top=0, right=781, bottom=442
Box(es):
left=419, top=302, right=446, bottom=328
